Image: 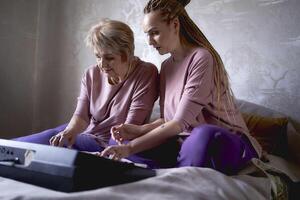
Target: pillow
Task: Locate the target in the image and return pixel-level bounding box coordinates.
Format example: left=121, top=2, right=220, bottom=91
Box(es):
left=241, top=113, right=289, bottom=157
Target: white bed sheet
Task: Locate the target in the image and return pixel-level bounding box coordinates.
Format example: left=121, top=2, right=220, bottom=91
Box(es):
left=0, top=167, right=271, bottom=200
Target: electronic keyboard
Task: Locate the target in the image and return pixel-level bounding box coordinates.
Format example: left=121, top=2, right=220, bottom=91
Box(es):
left=0, top=139, right=156, bottom=192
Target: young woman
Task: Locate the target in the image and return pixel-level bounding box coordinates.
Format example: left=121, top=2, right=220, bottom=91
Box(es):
left=101, top=0, right=262, bottom=174
left=14, top=19, right=159, bottom=152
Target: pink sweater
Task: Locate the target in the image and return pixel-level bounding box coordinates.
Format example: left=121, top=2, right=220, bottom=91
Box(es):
left=74, top=57, right=158, bottom=146
left=160, top=48, right=262, bottom=156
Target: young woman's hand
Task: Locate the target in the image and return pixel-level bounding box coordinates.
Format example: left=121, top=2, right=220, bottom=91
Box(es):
left=111, top=124, right=143, bottom=144
left=100, top=144, right=131, bottom=161
left=49, top=130, right=77, bottom=148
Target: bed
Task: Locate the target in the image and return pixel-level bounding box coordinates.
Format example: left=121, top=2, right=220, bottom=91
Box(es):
left=0, top=99, right=299, bottom=200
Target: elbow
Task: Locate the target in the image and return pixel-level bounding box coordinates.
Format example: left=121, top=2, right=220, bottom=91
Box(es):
left=167, top=120, right=183, bottom=136
left=158, top=118, right=165, bottom=124
left=173, top=120, right=183, bottom=133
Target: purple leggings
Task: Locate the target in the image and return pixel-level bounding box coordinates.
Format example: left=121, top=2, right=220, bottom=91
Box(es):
left=177, top=124, right=258, bottom=174
left=14, top=124, right=257, bottom=174
left=112, top=124, right=257, bottom=174
left=13, top=124, right=104, bottom=152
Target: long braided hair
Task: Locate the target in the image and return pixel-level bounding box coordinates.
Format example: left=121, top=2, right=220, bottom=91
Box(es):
left=144, top=0, right=235, bottom=116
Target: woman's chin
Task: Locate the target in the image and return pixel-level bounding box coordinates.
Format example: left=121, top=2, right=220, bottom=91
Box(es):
left=157, top=49, right=168, bottom=55
left=103, top=70, right=116, bottom=78
left=102, top=69, right=113, bottom=74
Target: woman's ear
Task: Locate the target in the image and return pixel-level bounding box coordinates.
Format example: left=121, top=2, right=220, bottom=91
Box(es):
left=172, top=17, right=180, bottom=34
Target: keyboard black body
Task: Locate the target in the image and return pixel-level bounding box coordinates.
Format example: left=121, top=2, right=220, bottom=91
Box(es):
left=0, top=139, right=156, bottom=192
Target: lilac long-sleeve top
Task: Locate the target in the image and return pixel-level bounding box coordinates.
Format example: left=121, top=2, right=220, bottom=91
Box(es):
left=74, top=57, right=158, bottom=147
left=160, top=48, right=262, bottom=157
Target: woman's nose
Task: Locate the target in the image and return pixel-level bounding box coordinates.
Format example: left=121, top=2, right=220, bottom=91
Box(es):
left=101, top=59, right=105, bottom=67
left=148, top=35, right=154, bottom=46
left=97, top=58, right=106, bottom=68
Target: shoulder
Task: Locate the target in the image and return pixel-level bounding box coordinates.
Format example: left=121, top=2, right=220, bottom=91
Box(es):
left=84, top=65, right=99, bottom=76
left=81, top=65, right=101, bottom=85
left=190, top=47, right=213, bottom=63
left=186, top=48, right=214, bottom=72
left=135, top=58, right=158, bottom=76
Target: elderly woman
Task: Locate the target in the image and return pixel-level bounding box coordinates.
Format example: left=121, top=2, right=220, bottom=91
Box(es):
left=15, top=19, right=158, bottom=152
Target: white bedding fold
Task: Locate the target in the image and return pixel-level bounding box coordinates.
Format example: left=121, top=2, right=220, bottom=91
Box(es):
left=0, top=167, right=271, bottom=200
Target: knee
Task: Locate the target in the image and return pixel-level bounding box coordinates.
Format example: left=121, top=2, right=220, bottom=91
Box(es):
left=181, top=125, right=219, bottom=150
left=191, top=124, right=218, bottom=139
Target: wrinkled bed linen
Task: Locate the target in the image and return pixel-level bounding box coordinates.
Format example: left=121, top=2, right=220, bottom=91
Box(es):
left=0, top=167, right=271, bottom=200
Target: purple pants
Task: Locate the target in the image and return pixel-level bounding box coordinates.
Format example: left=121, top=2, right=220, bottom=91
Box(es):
left=177, top=124, right=258, bottom=174
left=14, top=124, right=257, bottom=174
left=112, top=124, right=257, bottom=174
left=13, top=124, right=104, bottom=152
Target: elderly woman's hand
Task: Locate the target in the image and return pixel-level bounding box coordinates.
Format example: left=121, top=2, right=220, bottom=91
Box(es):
left=49, top=130, right=77, bottom=148
left=100, top=144, right=132, bottom=161
left=111, top=124, right=143, bottom=144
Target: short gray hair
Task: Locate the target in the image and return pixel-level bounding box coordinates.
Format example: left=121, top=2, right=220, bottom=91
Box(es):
left=85, top=19, right=134, bottom=61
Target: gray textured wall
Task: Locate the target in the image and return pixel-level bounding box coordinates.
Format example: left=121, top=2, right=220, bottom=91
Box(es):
left=0, top=0, right=38, bottom=138
left=0, top=0, right=299, bottom=138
